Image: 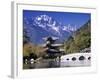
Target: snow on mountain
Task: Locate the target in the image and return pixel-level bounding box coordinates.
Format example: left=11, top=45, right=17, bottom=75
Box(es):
left=24, top=14, right=77, bottom=44
left=33, top=14, right=62, bottom=36
left=63, top=24, right=77, bottom=32
left=34, top=14, right=77, bottom=34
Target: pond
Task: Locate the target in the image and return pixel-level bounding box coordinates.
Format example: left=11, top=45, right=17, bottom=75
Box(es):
left=23, top=58, right=91, bottom=69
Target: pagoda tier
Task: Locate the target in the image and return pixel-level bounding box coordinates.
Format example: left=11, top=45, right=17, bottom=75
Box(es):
left=46, top=49, right=61, bottom=54
left=45, top=45, right=59, bottom=50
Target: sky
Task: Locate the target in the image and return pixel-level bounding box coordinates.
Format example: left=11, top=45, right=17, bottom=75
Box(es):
left=23, top=10, right=91, bottom=29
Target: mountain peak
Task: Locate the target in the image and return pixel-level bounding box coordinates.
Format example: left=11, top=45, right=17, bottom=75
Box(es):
left=35, top=14, right=51, bottom=23
left=63, top=24, right=77, bottom=32
left=33, top=14, right=61, bottom=33
left=24, top=14, right=78, bottom=44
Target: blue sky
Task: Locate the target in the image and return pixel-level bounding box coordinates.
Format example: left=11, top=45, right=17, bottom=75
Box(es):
left=23, top=10, right=91, bottom=29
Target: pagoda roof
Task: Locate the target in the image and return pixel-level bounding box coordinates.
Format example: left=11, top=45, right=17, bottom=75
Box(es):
left=40, top=43, right=63, bottom=47
left=42, top=36, right=59, bottom=41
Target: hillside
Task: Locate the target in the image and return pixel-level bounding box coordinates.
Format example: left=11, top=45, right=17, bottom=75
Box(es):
left=64, top=20, right=91, bottom=54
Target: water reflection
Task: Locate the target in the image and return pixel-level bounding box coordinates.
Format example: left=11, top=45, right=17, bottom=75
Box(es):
left=23, top=59, right=91, bottom=69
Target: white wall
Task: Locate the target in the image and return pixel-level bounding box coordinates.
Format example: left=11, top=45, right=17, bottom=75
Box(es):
left=0, top=0, right=100, bottom=80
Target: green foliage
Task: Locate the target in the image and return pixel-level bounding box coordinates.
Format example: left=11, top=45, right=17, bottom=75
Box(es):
left=64, top=20, right=91, bottom=54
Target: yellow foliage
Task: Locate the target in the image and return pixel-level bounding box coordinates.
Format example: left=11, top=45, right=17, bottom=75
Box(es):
left=23, top=43, right=46, bottom=57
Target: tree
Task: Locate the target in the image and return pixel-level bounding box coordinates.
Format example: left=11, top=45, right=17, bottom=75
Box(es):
left=64, top=20, right=91, bottom=54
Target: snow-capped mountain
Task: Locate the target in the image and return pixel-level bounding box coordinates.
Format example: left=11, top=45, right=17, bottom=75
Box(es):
left=24, top=14, right=77, bottom=44
left=33, top=15, right=62, bottom=36
left=62, top=24, right=77, bottom=33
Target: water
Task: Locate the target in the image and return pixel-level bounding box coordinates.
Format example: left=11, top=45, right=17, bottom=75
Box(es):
left=23, top=59, right=91, bottom=69
left=60, top=60, right=91, bottom=67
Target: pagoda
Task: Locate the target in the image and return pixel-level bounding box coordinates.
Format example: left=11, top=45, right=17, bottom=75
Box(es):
left=43, top=37, right=64, bottom=62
